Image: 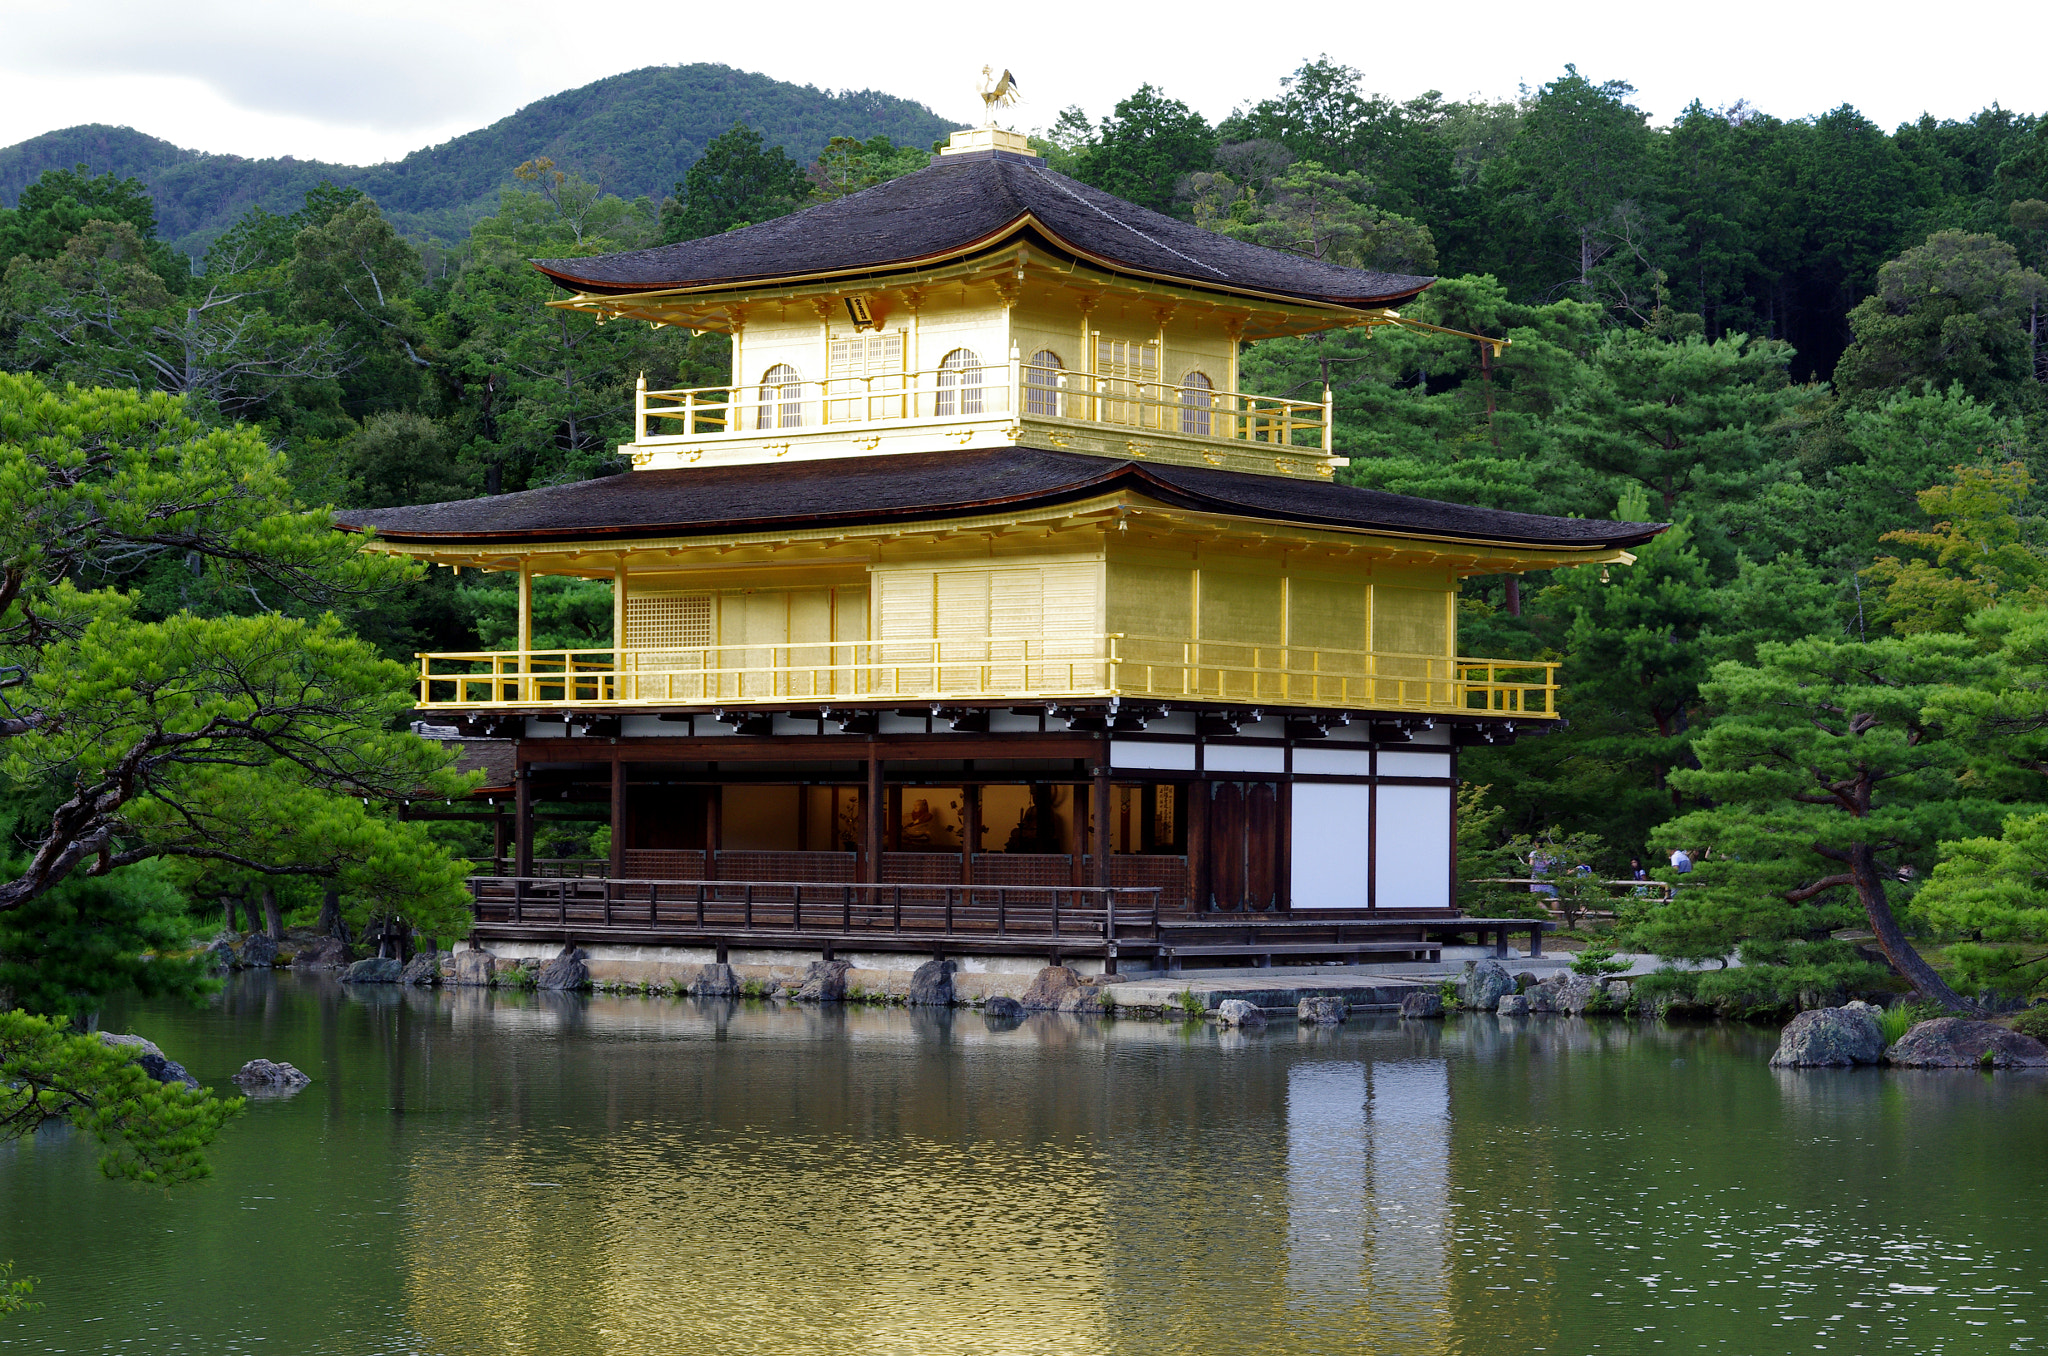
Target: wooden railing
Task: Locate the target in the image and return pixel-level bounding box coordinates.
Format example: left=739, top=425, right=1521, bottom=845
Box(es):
left=468, top=876, right=1161, bottom=956
left=635, top=361, right=1331, bottom=454
left=416, top=636, right=1559, bottom=716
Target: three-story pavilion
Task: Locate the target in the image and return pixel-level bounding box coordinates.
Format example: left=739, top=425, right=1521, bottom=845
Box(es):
left=338, top=125, right=1662, bottom=973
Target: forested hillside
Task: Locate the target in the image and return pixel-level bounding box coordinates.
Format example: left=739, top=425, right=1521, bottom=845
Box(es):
left=0, top=64, right=962, bottom=255
left=3, top=57, right=2047, bottom=1015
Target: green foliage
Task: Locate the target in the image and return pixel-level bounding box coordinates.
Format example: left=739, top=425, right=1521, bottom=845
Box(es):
left=1918, top=810, right=2048, bottom=1000
left=0, top=853, right=213, bottom=1021
left=1865, top=462, right=2048, bottom=632
left=807, top=136, right=930, bottom=202
left=1073, top=85, right=1215, bottom=217
left=2008, top=1005, right=2048, bottom=1040
left=1879, top=1004, right=1915, bottom=1044
left=1570, top=939, right=1632, bottom=979
left=661, top=122, right=808, bottom=243
left=0, top=1008, right=243, bottom=1184
left=0, top=1261, right=39, bottom=1316
left=1834, top=231, right=2047, bottom=409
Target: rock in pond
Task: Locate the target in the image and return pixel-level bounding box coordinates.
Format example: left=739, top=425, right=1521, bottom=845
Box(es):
left=1399, top=989, right=1444, bottom=1019
left=1497, top=993, right=1530, bottom=1017
left=98, top=1033, right=200, bottom=1090
left=535, top=945, right=589, bottom=991
left=292, top=935, right=350, bottom=969
left=1558, top=975, right=1600, bottom=1015
left=688, top=962, right=740, bottom=997
left=1216, top=999, right=1266, bottom=1027
left=343, top=956, right=403, bottom=984
left=399, top=951, right=445, bottom=986
left=239, top=932, right=280, bottom=969
left=1770, top=1006, right=1886, bottom=1067
left=232, top=1059, right=311, bottom=1092
left=1887, top=1017, right=2048, bottom=1068
left=1018, top=965, right=1102, bottom=1013
left=907, top=959, right=956, bottom=1007
left=793, top=959, right=852, bottom=1002
left=449, top=948, right=496, bottom=986
left=1298, top=995, right=1347, bottom=1025
left=201, top=932, right=239, bottom=972
left=983, top=995, right=1026, bottom=1020
left=1526, top=985, right=1557, bottom=1014
left=1465, top=959, right=1514, bottom=1012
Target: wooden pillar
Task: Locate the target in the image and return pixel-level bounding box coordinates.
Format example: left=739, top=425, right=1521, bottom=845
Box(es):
left=612, top=558, right=629, bottom=698
left=961, top=784, right=979, bottom=885
left=864, top=753, right=884, bottom=881
left=1276, top=780, right=1292, bottom=912
left=1092, top=763, right=1111, bottom=890
left=608, top=755, right=626, bottom=880
left=514, top=761, right=533, bottom=877
left=1188, top=779, right=1209, bottom=913
left=704, top=787, right=722, bottom=880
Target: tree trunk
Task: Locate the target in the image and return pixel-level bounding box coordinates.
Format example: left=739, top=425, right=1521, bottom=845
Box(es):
left=1503, top=576, right=1522, bottom=617
left=1851, top=843, right=1974, bottom=1010
left=317, top=887, right=342, bottom=939
left=221, top=894, right=238, bottom=933
left=261, top=886, right=283, bottom=941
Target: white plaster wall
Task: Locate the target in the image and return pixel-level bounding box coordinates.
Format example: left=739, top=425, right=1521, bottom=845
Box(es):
left=1290, top=783, right=1371, bottom=909
left=1110, top=739, right=1195, bottom=770
left=1376, top=750, right=1453, bottom=778
left=1374, top=783, right=1452, bottom=908
left=1205, top=744, right=1285, bottom=773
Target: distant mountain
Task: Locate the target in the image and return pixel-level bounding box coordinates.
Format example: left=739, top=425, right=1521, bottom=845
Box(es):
left=0, top=64, right=964, bottom=257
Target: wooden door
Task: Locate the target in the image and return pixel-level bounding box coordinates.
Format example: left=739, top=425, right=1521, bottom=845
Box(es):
left=1208, top=782, right=1244, bottom=911
left=1245, top=782, right=1278, bottom=912
left=1204, top=780, right=1282, bottom=911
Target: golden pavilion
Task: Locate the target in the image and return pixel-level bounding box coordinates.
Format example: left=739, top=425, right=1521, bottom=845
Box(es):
left=338, top=123, right=1661, bottom=973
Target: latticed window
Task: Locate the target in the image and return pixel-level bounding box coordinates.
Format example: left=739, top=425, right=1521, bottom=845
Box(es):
left=935, top=348, right=982, bottom=416
left=827, top=332, right=904, bottom=421
left=1095, top=338, right=1158, bottom=425
left=757, top=363, right=804, bottom=430
left=1179, top=370, right=1213, bottom=436
left=1024, top=350, right=1063, bottom=416
left=627, top=594, right=715, bottom=653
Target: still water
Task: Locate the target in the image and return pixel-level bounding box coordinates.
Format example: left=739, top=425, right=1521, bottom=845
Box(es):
left=3, top=973, right=2043, bottom=1355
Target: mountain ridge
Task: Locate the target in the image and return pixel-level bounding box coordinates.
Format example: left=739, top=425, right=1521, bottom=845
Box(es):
left=0, top=64, right=965, bottom=255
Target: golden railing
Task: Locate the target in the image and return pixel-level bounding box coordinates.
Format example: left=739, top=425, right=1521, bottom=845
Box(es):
left=634, top=360, right=1331, bottom=453
left=415, top=636, right=1557, bottom=716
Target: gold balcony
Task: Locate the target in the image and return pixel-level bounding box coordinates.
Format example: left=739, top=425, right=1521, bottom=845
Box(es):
left=624, top=359, right=1340, bottom=478
left=414, top=635, right=1559, bottom=716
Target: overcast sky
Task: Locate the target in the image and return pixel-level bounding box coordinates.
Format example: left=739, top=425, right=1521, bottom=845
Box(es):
left=0, top=0, right=2038, bottom=166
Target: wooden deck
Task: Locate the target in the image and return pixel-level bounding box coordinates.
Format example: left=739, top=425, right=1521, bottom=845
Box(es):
left=465, top=876, right=1551, bottom=971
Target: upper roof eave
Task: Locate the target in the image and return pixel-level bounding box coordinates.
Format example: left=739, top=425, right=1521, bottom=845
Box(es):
left=535, top=214, right=1433, bottom=314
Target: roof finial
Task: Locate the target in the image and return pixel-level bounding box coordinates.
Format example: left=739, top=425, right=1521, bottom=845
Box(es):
left=977, top=66, right=1020, bottom=128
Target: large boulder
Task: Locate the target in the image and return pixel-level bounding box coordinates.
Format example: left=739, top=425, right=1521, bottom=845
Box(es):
left=399, top=951, right=445, bottom=987
left=535, top=946, right=589, bottom=991
left=1298, top=995, right=1347, bottom=1025
left=343, top=956, right=403, bottom=984
left=1497, top=993, right=1531, bottom=1017
left=1887, top=1018, right=2048, bottom=1068
left=292, top=936, right=350, bottom=970
left=793, top=959, right=852, bottom=1002
left=449, top=948, right=496, bottom=986
left=1526, top=985, right=1558, bottom=1014
left=688, top=962, right=740, bottom=997
left=1400, top=989, right=1444, bottom=1019
left=1216, top=999, right=1266, bottom=1027
left=907, top=959, right=956, bottom=1007
left=238, top=932, right=280, bottom=969
left=1465, top=959, right=1514, bottom=1012
left=1558, top=974, right=1601, bottom=1015
left=1770, top=1006, right=1886, bottom=1067
left=97, top=1033, right=199, bottom=1090
left=983, top=995, right=1026, bottom=1021
left=232, top=1059, right=311, bottom=1091
left=1019, top=965, right=1084, bottom=1010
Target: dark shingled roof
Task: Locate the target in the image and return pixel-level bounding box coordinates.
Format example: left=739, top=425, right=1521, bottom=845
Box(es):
left=534, top=150, right=1433, bottom=309
left=337, top=449, right=1665, bottom=552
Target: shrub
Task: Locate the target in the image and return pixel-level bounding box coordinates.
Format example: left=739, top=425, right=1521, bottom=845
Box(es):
left=1170, top=989, right=1205, bottom=1019
left=2009, top=1006, right=2048, bottom=1041
left=1879, top=1005, right=1914, bottom=1045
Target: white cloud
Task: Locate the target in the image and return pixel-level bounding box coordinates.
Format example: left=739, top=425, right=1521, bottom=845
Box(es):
left=0, top=0, right=2040, bottom=167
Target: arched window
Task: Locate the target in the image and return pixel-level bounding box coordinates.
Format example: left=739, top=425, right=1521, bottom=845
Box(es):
left=1179, top=370, right=1214, bottom=436
left=757, top=363, right=804, bottom=430
left=935, top=348, right=982, bottom=417
left=1024, top=349, right=1063, bottom=417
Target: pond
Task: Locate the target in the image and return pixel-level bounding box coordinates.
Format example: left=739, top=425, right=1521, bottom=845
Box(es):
left=2, top=973, right=2043, bottom=1355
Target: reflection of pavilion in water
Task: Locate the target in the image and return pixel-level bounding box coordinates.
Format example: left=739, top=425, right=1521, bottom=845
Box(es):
left=399, top=1000, right=1461, bottom=1353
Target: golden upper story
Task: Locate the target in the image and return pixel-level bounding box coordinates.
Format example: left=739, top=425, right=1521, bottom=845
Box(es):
left=344, top=129, right=1665, bottom=719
